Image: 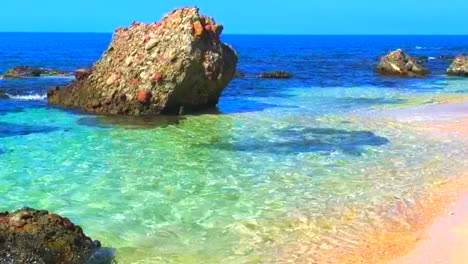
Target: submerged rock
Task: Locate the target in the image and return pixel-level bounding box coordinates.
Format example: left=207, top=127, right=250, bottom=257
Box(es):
left=447, top=55, right=468, bottom=76
left=376, top=49, right=429, bottom=77
left=259, top=71, right=293, bottom=79
left=0, top=66, right=72, bottom=79
left=234, top=70, right=246, bottom=79
left=0, top=207, right=104, bottom=264
left=48, top=7, right=238, bottom=115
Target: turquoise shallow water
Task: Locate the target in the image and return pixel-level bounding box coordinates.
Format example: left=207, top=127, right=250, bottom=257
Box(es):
left=1, top=83, right=468, bottom=263
left=1, top=34, right=468, bottom=263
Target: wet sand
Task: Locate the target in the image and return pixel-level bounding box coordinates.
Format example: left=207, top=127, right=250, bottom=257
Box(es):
left=391, top=192, right=468, bottom=264
left=282, top=101, right=468, bottom=264
left=384, top=101, right=468, bottom=264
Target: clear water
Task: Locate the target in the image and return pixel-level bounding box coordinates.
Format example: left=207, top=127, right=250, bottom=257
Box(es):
left=1, top=34, right=468, bottom=263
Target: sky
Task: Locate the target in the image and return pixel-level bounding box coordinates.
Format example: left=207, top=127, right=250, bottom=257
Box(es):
left=1, top=0, right=467, bottom=34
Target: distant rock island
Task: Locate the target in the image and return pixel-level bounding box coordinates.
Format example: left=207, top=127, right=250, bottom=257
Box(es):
left=0, top=66, right=72, bottom=79
left=376, top=49, right=429, bottom=77
left=48, top=7, right=238, bottom=115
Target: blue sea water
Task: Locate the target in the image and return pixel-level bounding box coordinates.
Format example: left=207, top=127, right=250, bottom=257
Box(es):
left=1, top=34, right=468, bottom=263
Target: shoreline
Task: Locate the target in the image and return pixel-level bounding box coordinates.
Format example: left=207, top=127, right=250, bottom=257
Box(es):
left=391, top=188, right=468, bottom=264
left=387, top=101, right=468, bottom=264
left=360, top=100, right=468, bottom=264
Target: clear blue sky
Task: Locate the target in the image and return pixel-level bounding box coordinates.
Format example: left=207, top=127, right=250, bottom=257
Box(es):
left=1, top=0, right=467, bottom=34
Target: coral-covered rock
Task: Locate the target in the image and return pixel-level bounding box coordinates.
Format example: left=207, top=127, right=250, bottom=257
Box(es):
left=376, top=49, right=429, bottom=77
left=259, top=71, right=293, bottom=79
left=447, top=55, right=468, bottom=76
left=48, top=7, right=238, bottom=115
left=0, top=66, right=72, bottom=79
left=0, top=207, right=104, bottom=264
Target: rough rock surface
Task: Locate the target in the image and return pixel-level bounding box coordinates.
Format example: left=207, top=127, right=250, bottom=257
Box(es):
left=259, top=71, right=293, bottom=79
left=48, top=7, right=238, bottom=115
left=0, top=66, right=71, bottom=79
left=376, top=49, right=429, bottom=77
left=0, top=207, right=101, bottom=264
left=447, top=55, right=468, bottom=76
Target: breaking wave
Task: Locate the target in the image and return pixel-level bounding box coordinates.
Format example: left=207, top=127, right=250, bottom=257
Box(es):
left=5, top=93, right=47, bottom=100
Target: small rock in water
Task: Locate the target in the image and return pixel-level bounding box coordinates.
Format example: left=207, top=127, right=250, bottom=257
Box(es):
left=376, top=49, right=429, bottom=77
left=447, top=55, right=468, bottom=76
left=259, top=71, right=293, bottom=79
left=234, top=70, right=246, bottom=78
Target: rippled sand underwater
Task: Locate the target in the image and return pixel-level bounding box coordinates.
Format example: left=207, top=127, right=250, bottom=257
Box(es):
left=1, top=79, right=467, bottom=263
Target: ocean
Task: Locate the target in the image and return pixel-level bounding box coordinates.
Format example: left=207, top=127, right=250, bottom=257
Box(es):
left=1, top=33, right=468, bottom=263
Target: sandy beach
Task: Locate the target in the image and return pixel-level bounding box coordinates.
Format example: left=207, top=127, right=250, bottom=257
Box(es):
left=380, top=101, right=468, bottom=264
left=387, top=102, right=468, bottom=264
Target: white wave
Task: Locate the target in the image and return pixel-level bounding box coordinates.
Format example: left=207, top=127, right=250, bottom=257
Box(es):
left=6, top=93, right=46, bottom=100
left=415, top=46, right=424, bottom=49
left=429, top=57, right=436, bottom=60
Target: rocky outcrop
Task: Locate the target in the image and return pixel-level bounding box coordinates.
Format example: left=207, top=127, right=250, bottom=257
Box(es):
left=0, top=207, right=103, bottom=264
left=259, top=71, right=293, bottom=79
left=48, top=7, right=238, bottom=115
left=447, top=55, right=468, bottom=76
left=376, top=49, right=429, bottom=77
left=0, top=66, right=72, bottom=79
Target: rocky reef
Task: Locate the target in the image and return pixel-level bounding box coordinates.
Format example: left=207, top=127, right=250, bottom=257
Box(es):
left=0, top=66, right=71, bottom=79
left=0, top=207, right=104, bottom=264
left=48, top=7, right=238, bottom=115
left=447, top=55, right=468, bottom=76
left=376, top=49, right=429, bottom=77
left=259, top=71, right=293, bottom=79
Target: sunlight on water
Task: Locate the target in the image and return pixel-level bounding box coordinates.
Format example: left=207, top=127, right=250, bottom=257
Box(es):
left=2, top=34, right=468, bottom=263
left=0, top=80, right=467, bottom=263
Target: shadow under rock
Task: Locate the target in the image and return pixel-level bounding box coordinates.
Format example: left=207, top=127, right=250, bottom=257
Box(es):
left=206, top=127, right=389, bottom=155
left=77, top=114, right=185, bottom=129
left=0, top=122, right=61, bottom=138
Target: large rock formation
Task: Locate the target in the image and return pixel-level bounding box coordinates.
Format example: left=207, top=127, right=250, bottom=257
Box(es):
left=0, top=207, right=103, bottom=264
left=447, top=55, right=468, bottom=76
left=48, top=7, right=238, bottom=115
left=0, top=66, right=72, bottom=79
left=376, top=49, right=429, bottom=77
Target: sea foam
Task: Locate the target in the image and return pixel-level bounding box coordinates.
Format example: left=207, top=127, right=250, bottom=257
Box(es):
left=6, top=93, right=47, bottom=100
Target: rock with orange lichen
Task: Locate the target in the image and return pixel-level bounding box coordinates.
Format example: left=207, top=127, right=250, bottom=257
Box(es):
left=48, top=7, right=238, bottom=115
left=0, top=207, right=111, bottom=264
